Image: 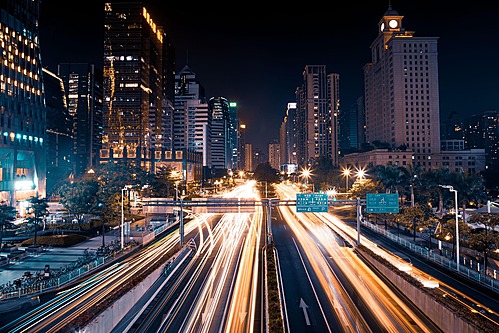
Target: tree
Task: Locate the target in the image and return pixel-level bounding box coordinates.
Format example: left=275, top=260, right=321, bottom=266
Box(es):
left=419, top=168, right=452, bottom=217
left=453, top=172, right=488, bottom=223
left=399, top=163, right=422, bottom=207
left=253, top=162, right=279, bottom=183
left=148, top=165, right=175, bottom=197
left=467, top=213, right=499, bottom=272
left=349, top=178, right=383, bottom=199
left=57, top=180, right=100, bottom=229
left=26, top=197, right=49, bottom=246
left=373, top=164, right=406, bottom=194
left=0, top=202, right=17, bottom=247
left=434, top=213, right=471, bottom=259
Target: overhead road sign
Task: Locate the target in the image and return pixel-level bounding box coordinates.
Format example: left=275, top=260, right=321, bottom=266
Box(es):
left=296, top=193, right=329, bottom=213
left=366, top=193, right=399, bottom=213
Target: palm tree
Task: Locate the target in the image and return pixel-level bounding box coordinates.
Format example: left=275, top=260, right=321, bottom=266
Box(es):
left=0, top=202, right=17, bottom=248
left=373, top=165, right=406, bottom=194
left=453, top=172, right=488, bottom=223
left=420, top=168, right=452, bottom=218
left=400, top=163, right=422, bottom=207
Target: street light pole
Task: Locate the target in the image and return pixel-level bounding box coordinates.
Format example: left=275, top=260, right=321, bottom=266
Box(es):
left=121, top=188, right=125, bottom=250
left=342, top=168, right=351, bottom=191
left=440, top=185, right=459, bottom=271
left=121, top=185, right=132, bottom=251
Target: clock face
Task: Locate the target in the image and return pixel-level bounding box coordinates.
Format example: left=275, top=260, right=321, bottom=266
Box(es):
left=380, top=23, right=385, bottom=31
left=389, top=19, right=398, bottom=28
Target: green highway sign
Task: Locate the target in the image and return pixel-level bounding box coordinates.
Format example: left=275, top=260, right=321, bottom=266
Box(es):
left=296, top=193, right=329, bottom=213
left=366, top=193, right=399, bottom=213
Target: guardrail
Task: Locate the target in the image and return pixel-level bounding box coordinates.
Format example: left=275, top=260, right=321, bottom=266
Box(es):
left=361, top=220, right=499, bottom=293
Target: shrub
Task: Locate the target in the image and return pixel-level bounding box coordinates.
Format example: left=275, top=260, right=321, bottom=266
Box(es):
left=21, top=234, right=88, bottom=247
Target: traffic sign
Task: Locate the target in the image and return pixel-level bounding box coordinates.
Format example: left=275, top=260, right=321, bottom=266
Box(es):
left=296, top=193, right=329, bottom=213
left=366, top=193, right=399, bottom=213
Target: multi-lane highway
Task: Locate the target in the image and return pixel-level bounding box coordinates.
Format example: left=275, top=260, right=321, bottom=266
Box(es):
left=273, top=183, right=443, bottom=333
left=2, top=180, right=498, bottom=332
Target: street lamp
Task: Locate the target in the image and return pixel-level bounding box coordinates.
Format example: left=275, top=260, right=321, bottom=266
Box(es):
left=440, top=184, right=460, bottom=271
left=301, top=168, right=313, bottom=192
left=121, top=185, right=132, bottom=250
left=342, top=168, right=351, bottom=191
left=355, top=167, right=366, bottom=181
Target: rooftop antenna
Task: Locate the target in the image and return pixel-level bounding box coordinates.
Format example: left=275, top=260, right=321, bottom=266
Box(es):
left=186, top=48, right=189, bottom=66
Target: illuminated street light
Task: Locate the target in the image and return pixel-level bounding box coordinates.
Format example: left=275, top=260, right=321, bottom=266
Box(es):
left=355, top=168, right=366, bottom=180
left=342, top=168, right=351, bottom=190
left=121, top=185, right=133, bottom=250
left=440, top=184, right=460, bottom=271
left=301, top=168, right=313, bottom=192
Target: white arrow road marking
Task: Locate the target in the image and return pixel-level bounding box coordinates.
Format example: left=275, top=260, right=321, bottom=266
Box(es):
left=299, top=298, right=310, bottom=326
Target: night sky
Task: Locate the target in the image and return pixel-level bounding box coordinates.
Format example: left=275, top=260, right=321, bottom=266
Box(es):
left=39, top=1, right=499, bottom=152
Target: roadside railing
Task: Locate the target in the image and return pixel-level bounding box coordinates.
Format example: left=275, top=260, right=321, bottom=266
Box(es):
left=361, top=220, right=499, bottom=293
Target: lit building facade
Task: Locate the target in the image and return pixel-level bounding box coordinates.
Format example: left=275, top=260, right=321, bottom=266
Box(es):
left=42, top=68, right=73, bottom=195
left=268, top=142, right=280, bottom=170
left=58, top=63, right=103, bottom=176
left=174, top=65, right=209, bottom=182
left=209, top=96, right=230, bottom=173
left=0, top=0, right=46, bottom=213
left=101, top=2, right=165, bottom=171
left=228, top=101, right=239, bottom=170
left=364, top=6, right=440, bottom=170
left=295, top=65, right=340, bottom=167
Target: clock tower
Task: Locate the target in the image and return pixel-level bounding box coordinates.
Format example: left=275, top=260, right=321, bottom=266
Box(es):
left=378, top=6, right=411, bottom=48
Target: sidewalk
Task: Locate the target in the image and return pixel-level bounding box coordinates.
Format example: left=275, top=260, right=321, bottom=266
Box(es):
left=0, top=230, right=119, bottom=286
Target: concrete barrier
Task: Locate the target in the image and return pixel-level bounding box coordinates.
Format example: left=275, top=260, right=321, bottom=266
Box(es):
left=358, top=247, right=484, bottom=333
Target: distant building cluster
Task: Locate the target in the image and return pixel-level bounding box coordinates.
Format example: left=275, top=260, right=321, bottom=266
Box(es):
left=1, top=1, right=497, bottom=214
left=278, top=6, right=495, bottom=176
left=0, top=1, right=245, bottom=212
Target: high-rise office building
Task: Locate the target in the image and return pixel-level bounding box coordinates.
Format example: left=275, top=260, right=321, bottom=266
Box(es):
left=228, top=101, right=239, bottom=170
left=58, top=63, right=103, bottom=176
left=43, top=68, right=72, bottom=194
left=174, top=65, right=210, bottom=181
left=209, top=96, right=230, bottom=173
left=0, top=0, right=46, bottom=212
left=268, top=142, right=280, bottom=170
left=280, top=102, right=297, bottom=165
left=462, top=110, right=499, bottom=170
left=295, top=65, right=339, bottom=167
left=364, top=6, right=440, bottom=169
left=101, top=2, right=167, bottom=171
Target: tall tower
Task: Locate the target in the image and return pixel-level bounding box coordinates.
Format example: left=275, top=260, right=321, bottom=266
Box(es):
left=364, top=6, right=441, bottom=169
left=209, top=97, right=230, bottom=173
left=101, top=2, right=164, bottom=171
left=0, top=0, right=46, bottom=211
left=228, top=101, right=239, bottom=170
left=58, top=63, right=103, bottom=176
left=295, top=65, right=339, bottom=167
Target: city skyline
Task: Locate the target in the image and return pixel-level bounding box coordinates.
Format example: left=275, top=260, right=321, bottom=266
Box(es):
left=39, top=1, right=499, bottom=151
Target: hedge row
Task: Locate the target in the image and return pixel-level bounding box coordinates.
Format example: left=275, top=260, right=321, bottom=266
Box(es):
left=20, top=234, right=88, bottom=247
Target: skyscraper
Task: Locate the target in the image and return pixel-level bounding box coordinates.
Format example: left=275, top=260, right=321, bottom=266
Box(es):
left=0, top=0, right=46, bottom=212
left=209, top=96, right=230, bottom=174
left=101, top=2, right=166, bottom=171
left=58, top=63, right=103, bottom=176
left=295, top=65, right=339, bottom=167
left=228, top=101, right=239, bottom=170
left=174, top=65, right=211, bottom=181
left=364, top=6, right=440, bottom=169
left=280, top=102, right=297, bottom=165
left=43, top=68, right=72, bottom=194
